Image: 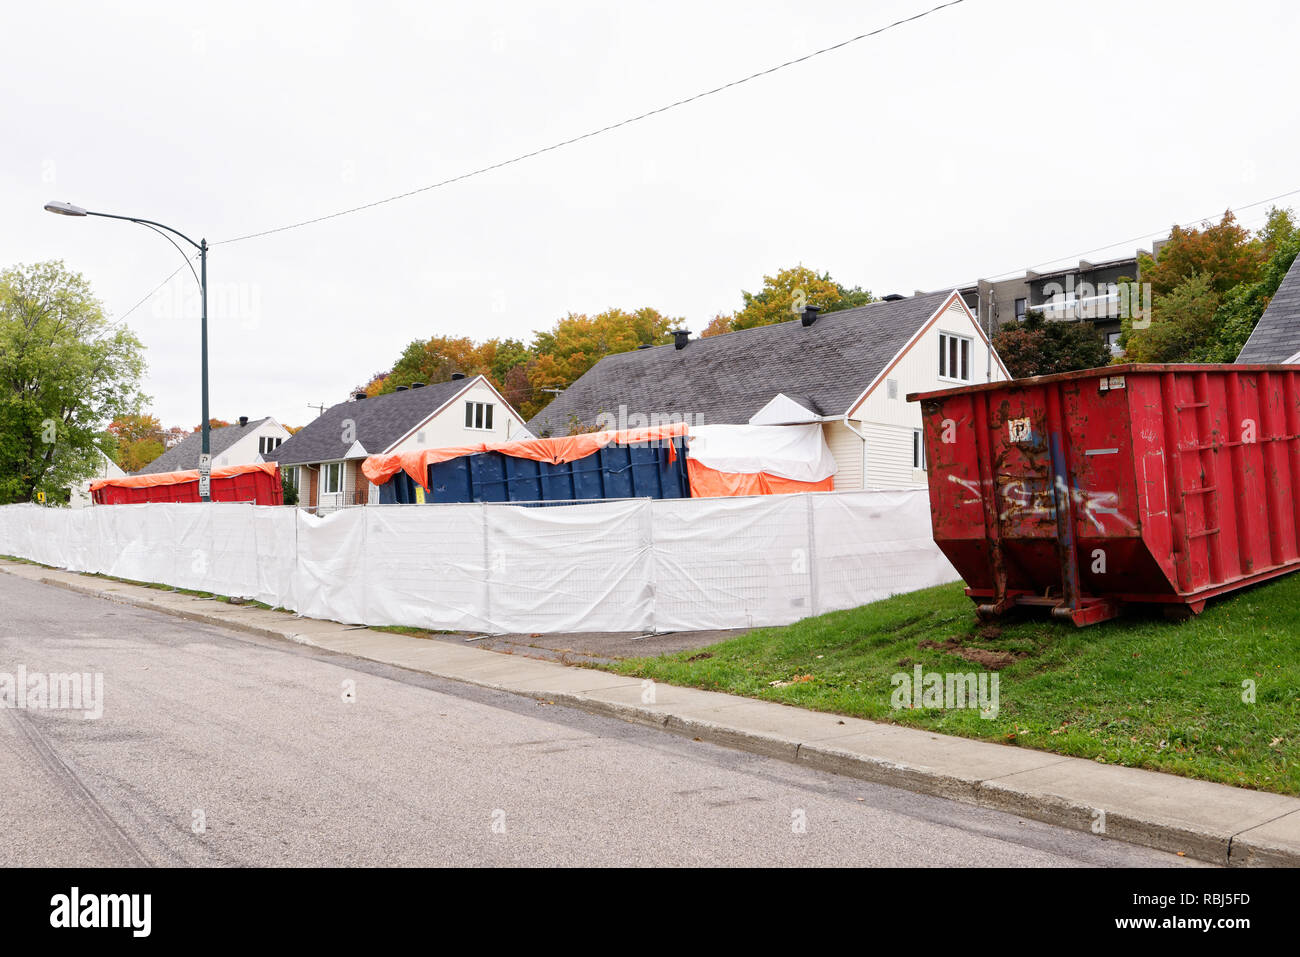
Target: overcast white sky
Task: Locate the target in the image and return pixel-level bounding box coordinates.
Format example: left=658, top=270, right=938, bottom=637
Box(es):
left=4, top=0, right=1297, bottom=428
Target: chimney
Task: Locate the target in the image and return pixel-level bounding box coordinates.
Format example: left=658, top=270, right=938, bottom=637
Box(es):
left=801, top=305, right=821, bottom=327
left=451, top=372, right=467, bottom=380
left=238, top=415, right=249, bottom=427
left=353, top=392, right=367, bottom=401
left=410, top=382, right=425, bottom=388
left=672, top=329, right=690, bottom=350
left=395, top=385, right=409, bottom=392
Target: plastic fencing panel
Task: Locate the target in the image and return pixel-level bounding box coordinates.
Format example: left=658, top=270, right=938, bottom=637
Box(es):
left=291, top=507, right=367, bottom=624
left=483, top=499, right=653, bottom=634
left=650, top=495, right=814, bottom=631
left=360, top=505, right=495, bottom=633
left=0, top=490, right=959, bottom=633
left=204, top=505, right=296, bottom=607
left=809, top=490, right=959, bottom=613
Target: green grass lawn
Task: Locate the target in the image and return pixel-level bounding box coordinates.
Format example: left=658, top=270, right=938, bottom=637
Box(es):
left=602, top=577, right=1300, bottom=795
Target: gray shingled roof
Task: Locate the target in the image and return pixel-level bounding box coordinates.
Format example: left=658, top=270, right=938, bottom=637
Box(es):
left=1236, top=256, right=1300, bottom=363
left=135, top=417, right=272, bottom=475
left=527, top=291, right=957, bottom=435
left=268, top=378, right=474, bottom=466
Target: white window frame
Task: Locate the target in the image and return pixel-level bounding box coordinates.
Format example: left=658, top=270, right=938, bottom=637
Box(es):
left=259, top=435, right=283, bottom=455
left=464, top=401, right=495, bottom=431
left=938, top=332, right=972, bottom=383
left=913, top=429, right=926, bottom=470
left=321, top=461, right=342, bottom=495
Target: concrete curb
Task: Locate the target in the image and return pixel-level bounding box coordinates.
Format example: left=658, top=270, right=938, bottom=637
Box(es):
left=6, top=561, right=1298, bottom=868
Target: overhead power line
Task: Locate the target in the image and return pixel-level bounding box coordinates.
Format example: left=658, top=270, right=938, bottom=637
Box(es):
left=973, top=186, right=1300, bottom=285
left=96, top=255, right=198, bottom=342
left=213, top=0, right=968, bottom=246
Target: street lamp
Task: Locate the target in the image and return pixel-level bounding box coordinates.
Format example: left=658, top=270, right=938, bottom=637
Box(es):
left=44, top=201, right=213, bottom=501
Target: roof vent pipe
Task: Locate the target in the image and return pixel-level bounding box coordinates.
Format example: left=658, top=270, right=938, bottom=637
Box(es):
left=238, top=416, right=249, bottom=427
left=673, top=329, right=690, bottom=350
left=801, top=305, right=821, bottom=327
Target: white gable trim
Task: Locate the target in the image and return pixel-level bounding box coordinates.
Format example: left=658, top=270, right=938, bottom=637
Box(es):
left=844, top=290, right=1009, bottom=419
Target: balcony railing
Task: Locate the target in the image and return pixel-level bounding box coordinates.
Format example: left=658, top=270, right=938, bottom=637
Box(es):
left=1032, top=292, right=1123, bottom=321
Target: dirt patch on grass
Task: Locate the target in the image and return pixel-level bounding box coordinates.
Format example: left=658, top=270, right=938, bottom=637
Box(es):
left=918, top=637, right=1022, bottom=670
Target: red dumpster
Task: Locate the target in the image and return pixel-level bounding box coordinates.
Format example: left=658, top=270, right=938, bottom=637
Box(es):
left=909, top=364, right=1300, bottom=626
left=90, top=462, right=283, bottom=506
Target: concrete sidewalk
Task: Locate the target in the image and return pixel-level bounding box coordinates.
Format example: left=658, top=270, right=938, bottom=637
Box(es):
left=4, top=559, right=1297, bottom=867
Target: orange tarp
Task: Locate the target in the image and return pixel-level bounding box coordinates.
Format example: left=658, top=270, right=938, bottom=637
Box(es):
left=686, top=459, right=835, bottom=497
left=90, top=461, right=279, bottom=492
left=363, top=423, right=689, bottom=491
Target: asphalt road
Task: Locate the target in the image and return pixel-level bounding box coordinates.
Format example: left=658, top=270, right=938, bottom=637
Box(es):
left=0, top=574, right=1203, bottom=867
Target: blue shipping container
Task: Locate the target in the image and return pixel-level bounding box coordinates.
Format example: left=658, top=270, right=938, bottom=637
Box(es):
left=376, top=436, right=690, bottom=505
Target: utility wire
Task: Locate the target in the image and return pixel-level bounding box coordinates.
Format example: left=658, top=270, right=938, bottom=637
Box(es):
left=95, top=256, right=198, bottom=342
left=213, top=0, right=968, bottom=246
left=971, top=186, right=1300, bottom=285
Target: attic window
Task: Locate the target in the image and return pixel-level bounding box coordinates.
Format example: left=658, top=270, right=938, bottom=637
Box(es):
left=939, top=332, right=972, bottom=382
left=887, top=378, right=899, bottom=400
left=465, top=401, right=494, bottom=431
left=258, top=436, right=282, bottom=455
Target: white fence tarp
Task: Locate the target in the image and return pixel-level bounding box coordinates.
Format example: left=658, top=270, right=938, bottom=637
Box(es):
left=0, top=490, right=958, bottom=634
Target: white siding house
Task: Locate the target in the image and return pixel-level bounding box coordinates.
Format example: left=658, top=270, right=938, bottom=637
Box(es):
left=134, top=416, right=293, bottom=475
left=527, top=290, right=1009, bottom=491
left=844, top=293, right=1008, bottom=487
left=68, top=448, right=126, bottom=509
left=271, top=375, right=531, bottom=512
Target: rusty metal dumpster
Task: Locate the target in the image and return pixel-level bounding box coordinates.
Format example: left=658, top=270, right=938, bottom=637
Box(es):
left=909, top=364, right=1300, bottom=626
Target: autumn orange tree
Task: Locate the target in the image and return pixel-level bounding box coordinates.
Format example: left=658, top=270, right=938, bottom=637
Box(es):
left=107, top=413, right=167, bottom=472
left=1122, top=208, right=1296, bottom=362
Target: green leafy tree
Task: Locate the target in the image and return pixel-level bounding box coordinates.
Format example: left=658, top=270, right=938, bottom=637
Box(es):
left=281, top=470, right=299, bottom=506
left=992, top=310, right=1109, bottom=378
left=0, top=261, right=147, bottom=503
left=1120, top=272, right=1221, bottom=362
left=728, top=266, right=874, bottom=333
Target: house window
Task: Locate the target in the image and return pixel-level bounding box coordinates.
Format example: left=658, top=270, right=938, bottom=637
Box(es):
left=913, top=429, right=927, bottom=470
left=1014, top=298, right=1027, bottom=321
left=1106, top=331, right=1123, bottom=356
left=465, top=401, right=494, bottom=431
left=322, top=462, right=342, bottom=495
left=283, top=466, right=298, bottom=490
left=259, top=436, right=282, bottom=455
left=938, top=332, right=972, bottom=382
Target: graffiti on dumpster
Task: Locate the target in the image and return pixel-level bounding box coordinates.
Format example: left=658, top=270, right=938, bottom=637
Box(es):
left=990, top=476, right=1135, bottom=533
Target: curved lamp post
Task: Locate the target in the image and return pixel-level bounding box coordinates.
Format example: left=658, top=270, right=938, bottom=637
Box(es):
left=44, top=201, right=212, bottom=501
